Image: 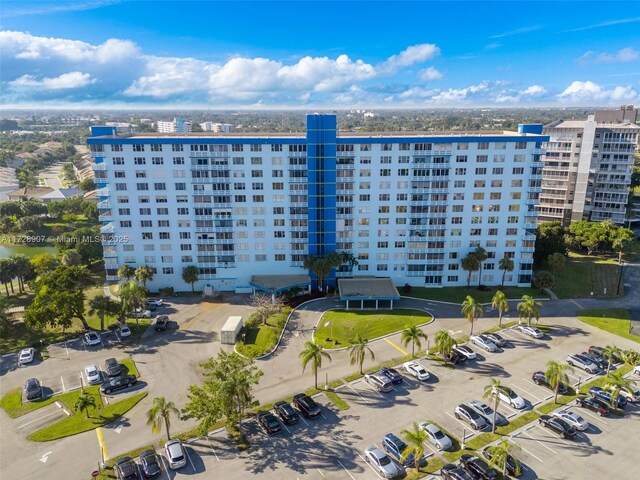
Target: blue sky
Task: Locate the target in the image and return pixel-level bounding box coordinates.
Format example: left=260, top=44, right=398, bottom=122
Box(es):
left=1, top=0, right=639, bottom=108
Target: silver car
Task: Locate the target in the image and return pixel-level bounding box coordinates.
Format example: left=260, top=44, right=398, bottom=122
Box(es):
left=419, top=422, right=453, bottom=451
left=165, top=439, right=187, bottom=470
left=364, top=373, right=393, bottom=393
left=468, top=399, right=508, bottom=427
left=454, top=404, right=488, bottom=430
left=363, top=446, right=403, bottom=478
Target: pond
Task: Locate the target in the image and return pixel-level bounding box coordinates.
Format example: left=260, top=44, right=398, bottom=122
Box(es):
left=0, top=245, right=57, bottom=259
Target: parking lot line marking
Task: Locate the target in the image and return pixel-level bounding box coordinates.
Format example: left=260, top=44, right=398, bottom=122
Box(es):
left=207, top=438, right=220, bottom=462
left=445, top=412, right=477, bottom=437
left=64, top=341, right=70, bottom=356
left=576, top=408, right=609, bottom=426
left=361, top=380, right=386, bottom=398
left=384, top=337, right=408, bottom=356
left=185, top=445, right=196, bottom=472
left=280, top=421, right=291, bottom=434
left=17, top=410, right=62, bottom=429
left=346, top=382, right=371, bottom=404
left=317, top=468, right=325, bottom=477
left=96, top=427, right=108, bottom=461
left=357, top=452, right=384, bottom=480
left=298, top=414, right=309, bottom=426
left=536, top=426, right=571, bottom=447
left=509, top=438, right=544, bottom=463
left=523, top=431, right=557, bottom=455
left=512, top=383, right=544, bottom=403
left=422, top=441, right=437, bottom=456
left=336, top=458, right=357, bottom=480
left=60, top=376, right=65, bottom=392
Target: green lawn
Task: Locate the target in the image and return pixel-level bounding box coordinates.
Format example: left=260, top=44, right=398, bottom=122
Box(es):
left=406, top=286, right=543, bottom=304
left=577, top=308, right=639, bottom=344
left=93, top=444, right=155, bottom=480
left=314, top=309, right=432, bottom=349
left=1, top=387, right=64, bottom=419
left=236, top=325, right=279, bottom=357
left=550, top=253, right=622, bottom=299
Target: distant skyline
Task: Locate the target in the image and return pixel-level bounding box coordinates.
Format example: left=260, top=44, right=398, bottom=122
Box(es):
left=1, top=0, right=639, bottom=109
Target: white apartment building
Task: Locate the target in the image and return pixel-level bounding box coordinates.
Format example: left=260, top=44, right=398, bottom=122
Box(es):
left=538, top=106, right=639, bottom=226
left=88, top=115, right=546, bottom=293
left=200, top=122, right=234, bottom=133
left=156, top=118, right=192, bottom=133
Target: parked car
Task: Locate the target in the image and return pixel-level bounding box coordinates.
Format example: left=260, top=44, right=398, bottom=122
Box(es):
left=470, top=335, right=498, bottom=352
left=517, top=325, right=544, bottom=338
left=105, top=358, right=122, bottom=377
left=566, top=354, right=600, bottom=374
left=256, top=410, right=281, bottom=435
left=18, top=347, right=35, bottom=365
left=468, top=400, right=508, bottom=427
left=100, top=375, right=137, bottom=394
left=460, top=453, right=498, bottom=480
left=135, top=309, right=153, bottom=319
left=532, top=371, right=570, bottom=395
left=632, top=364, right=640, bottom=376
left=164, top=440, right=187, bottom=470
left=146, top=298, right=164, bottom=308
left=441, top=463, right=475, bottom=480
left=382, top=433, right=426, bottom=468
left=292, top=393, right=321, bottom=418
left=274, top=400, right=299, bottom=424
left=84, top=331, right=101, bottom=346
left=419, top=422, right=453, bottom=451
left=538, top=414, right=576, bottom=439
left=551, top=410, right=589, bottom=431
left=446, top=350, right=467, bottom=365
left=114, top=456, right=138, bottom=480
left=139, top=449, right=161, bottom=478
left=364, top=373, right=394, bottom=392
left=380, top=366, right=403, bottom=384
left=24, top=378, right=42, bottom=401
left=403, top=361, right=430, bottom=381
left=492, top=386, right=525, bottom=409
left=454, top=404, right=488, bottom=430
left=603, top=384, right=640, bottom=403
left=575, top=396, right=610, bottom=416
left=589, top=345, right=623, bottom=364
left=482, top=446, right=521, bottom=477
left=482, top=332, right=508, bottom=348
left=363, top=446, right=404, bottom=479
left=85, top=364, right=102, bottom=385
left=588, top=386, right=627, bottom=409
left=453, top=344, right=476, bottom=360
left=154, top=315, right=169, bottom=331
left=581, top=351, right=608, bottom=370
left=119, top=324, right=132, bottom=338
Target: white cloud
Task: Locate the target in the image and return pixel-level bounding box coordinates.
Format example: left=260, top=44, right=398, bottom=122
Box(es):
left=378, top=44, right=440, bottom=74
left=558, top=80, right=638, bottom=102
left=9, top=71, right=96, bottom=89
left=521, top=85, right=547, bottom=96
left=431, top=81, right=489, bottom=102
left=418, top=67, right=443, bottom=81
left=578, top=47, right=640, bottom=64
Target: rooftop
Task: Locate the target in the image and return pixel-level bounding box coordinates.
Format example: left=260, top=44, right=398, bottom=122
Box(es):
left=250, top=274, right=311, bottom=293
left=338, top=277, right=400, bottom=300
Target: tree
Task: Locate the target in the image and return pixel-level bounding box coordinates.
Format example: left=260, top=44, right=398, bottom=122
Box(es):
left=547, top=252, right=566, bottom=277
left=54, top=227, right=103, bottom=265
left=118, top=264, right=135, bottom=282
left=0, top=296, right=12, bottom=335
left=610, top=227, right=635, bottom=264
left=61, top=249, right=82, bottom=266
left=484, top=440, right=521, bottom=477
left=401, top=325, right=428, bottom=358
left=545, top=360, right=574, bottom=403
left=491, top=290, right=509, bottom=328
left=118, top=281, right=148, bottom=329
left=604, top=370, right=637, bottom=409
left=474, top=246, right=488, bottom=287
left=533, top=270, right=554, bottom=292
left=569, top=221, right=606, bottom=256
left=498, top=255, right=514, bottom=287
left=182, top=265, right=199, bottom=292
left=461, top=295, right=483, bottom=336
left=88, top=294, right=119, bottom=332
left=622, top=349, right=640, bottom=366
left=461, top=253, right=480, bottom=289
left=249, top=293, right=283, bottom=326
left=534, top=221, right=567, bottom=266
left=435, top=330, right=455, bottom=361
left=602, top=345, right=622, bottom=375
left=0, top=258, right=15, bottom=295
left=74, top=393, right=97, bottom=418
left=516, top=295, right=541, bottom=326
left=10, top=254, right=31, bottom=293
left=482, top=378, right=505, bottom=433
left=146, top=396, right=181, bottom=440
left=348, top=333, right=375, bottom=374
left=400, top=422, right=427, bottom=471
left=30, top=253, right=58, bottom=276
left=182, top=352, right=263, bottom=433
left=78, top=178, right=96, bottom=192
left=303, top=252, right=342, bottom=292
left=134, top=265, right=154, bottom=288
left=299, top=341, right=331, bottom=389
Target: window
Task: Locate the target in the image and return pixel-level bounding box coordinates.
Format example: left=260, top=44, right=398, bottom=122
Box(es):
left=162, top=267, right=174, bottom=274
left=492, top=167, right=504, bottom=175
left=171, top=144, right=183, bottom=152
left=475, top=167, right=486, bottom=175
left=152, top=157, right=164, bottom=165
left=478, top=142, right=489, bottom=150
left=454, top=180, right=465, bottom=188
left=456, top=155, right=467, bottom=163
left=271, top=144, right=282, bottom=152
left=476, top=155, right=488, bottom=163
left=251, top=157, right=262, bottom=165
left=111, top=144, right=123, bottom=152
left=512, top=167, right=524, bottom=175
left=250, top=144, right=262, bottom=152
left=455, top=168, right=467, bottom=175
left=113, top=157, right=124, bottom=165
left=474, top=180, right=485, bottom=188
left=134, top=157, right=146, bottom=165
left=120, top=220, right=132, bottom=227
left=133, top=144, right=145, bottom=152
left=154, top=182, right=166, bottom=190
left=136, top=183, right=148, bottom=191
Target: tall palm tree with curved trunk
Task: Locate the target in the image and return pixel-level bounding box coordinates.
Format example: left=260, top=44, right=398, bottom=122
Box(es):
left=602, top=345, right=622, bottom=374
left=482, top=378, right=505, bottom=433
left=435, top=330, right=455, bottom=362
left=400, top=422, right=428, bottom=472
left=485, top=440, right=521, bottom=477
left=118, top=264, right=135, bottom=282
left=498, top=255, right=514, bottom=287
left=401, top=325, right=428, bottom=358
left=146, top=396, right=181, bottom=440
left=88, top=294, right=119, bottom=332
left=545, top=360, right=574, bottom=403
left=134, top=265, right=154, bottom=288
left=300, top=341, right=331, bottom=389
left=516, top=295, right=541, bottom=326
left=461, top=295, right=483, bottom=336
left=182, top=265, right=199, bottom=292
left=491, top=291, right=509, bottom=328
left=348, top=333, right=375, bottom=375
left=118, top=281, right=148, bottom=329
left=461, top=254, right=480, bottom=289
left=74, top=393, right=97, bottom=418
left=474, top=247, right=488, bottom=287
left=605, top=370, right=637, bottom=409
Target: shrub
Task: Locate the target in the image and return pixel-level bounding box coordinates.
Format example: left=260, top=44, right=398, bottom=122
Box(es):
left=159, top=286, right=174, bottom=297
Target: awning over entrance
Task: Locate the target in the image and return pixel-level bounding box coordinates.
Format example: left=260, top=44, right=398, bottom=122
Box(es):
left=337, top=277, right=401, bottom=310
left=250, top=274, right=311, bottom=301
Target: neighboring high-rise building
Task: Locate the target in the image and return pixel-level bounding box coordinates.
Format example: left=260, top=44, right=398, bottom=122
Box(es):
left=200, top=122, right=234, bottom=133
left=88, top=115, right=546, bottom=292
left=537, top=106, right=639, bottom=227
left=157, top=118, right=192, bottom=133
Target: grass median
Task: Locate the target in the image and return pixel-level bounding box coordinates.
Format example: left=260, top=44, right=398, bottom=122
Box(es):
left=406, top=286, right=543, bottom=304
left=577, top=308, right=638, bottom=343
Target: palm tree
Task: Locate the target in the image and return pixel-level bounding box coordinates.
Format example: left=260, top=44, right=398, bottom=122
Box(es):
left=461, top=254, right=480, bottom=289
left=461, top=295, right=483, bottom=336
left=545, top=360, right=574, bottom=403
left=400, top=422, right=427, bottom=471
left=0, top=258, right=12, bottom=296
left=299, top=341, right=331, bottom=389
left=485, top=440, right=521, bottom=477
left=435, top=330, right=455, bottom=361
left=498, top=255, right=514, bottom=287
left=118, top=280, right=148, bottom=329
left=622, top=349, right=640, bottom=366
left=401, top=325, right=428, bottom=358
left=134, top=265, right=154, bottom=288
left=348, top=333, right=375, bottom=375
left=474, top=246, right=488, bottom=287
left=74, top=393, right=97, bottom=418
left=146, top=396, right=181, bottom=440
left=602, top=345, right=622, bottom=374
left=516, top=295, right=542, bottom=326
left=303, top=252, right=343, bottom=292
left=491, top=290, right=509, bottom=328
left=482, top=378, right=505, bottom=433
left=547, top=252, right=566, bottom=276
left=604, top=370, right=637, bottom=409
left=182, top=265, right=199, bottom=292
left=88, top=294, right=119, bottom=331
left=10, top=254, right=31, bottom=293
left=118, top=264, right=135, bottom=282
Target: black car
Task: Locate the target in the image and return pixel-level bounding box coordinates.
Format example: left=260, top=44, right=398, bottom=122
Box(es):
left=532, top=371, right=570, bottom=395
left=105, top=357, right=123, bottom=377
left=588, top=345, right=623, bottom=364
left=380, top=366, right=403, bottom=384
left=581, top=351, right=608, bottom=370
left=292, top=393, right=321, bottom=418
left=538, top=414, right=576, bottom=439
left=24, top=378, right=42, bottom=401
left=460, top=454, right=498, bottom=480
left=274, top=400, right=299, bottom=425
left=139, top=450, right=161, bottom=478
left=441, top=463, right=475, bottom=480
left=154, top=315, right=169, bottom=331
left=482, top=446, right=521, bottom=477
left=100, top=374, right=137, bottom=394
left=446, top=350, right=467, bottom=365
left=115, top=456, right=138, bottom=480
left=482, top=332, right=508, bottom=348
left=575, top=396, right=610, bottom=416
left=257, top=410, right=281, bottom=435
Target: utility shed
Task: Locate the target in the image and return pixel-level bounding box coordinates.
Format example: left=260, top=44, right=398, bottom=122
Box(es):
left=221, top=316, right=243, bottom=345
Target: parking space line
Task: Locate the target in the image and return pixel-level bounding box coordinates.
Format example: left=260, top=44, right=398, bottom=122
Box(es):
left=445, top=412, right=477, bottom=437
left=512, top=383, right=544, bottom=403
left=317, top=468, right=326, bottom=477
left=522, top=377, right=553, bottom=400
left=346, top=382, right=371, bottom=404
left=280, top=421, right=291, bottom=434
left=361, top=380, right=386, bottom=398
left=536, top=426, right=571, bottom=447
left=185, top=445, right=196, bottom=472
left=298, top=414, right=309, bottom=426
left=207, top=438, right=220, bottom=462
left=421, top=441, right=437, bottom=457
left=509, top=437, right=544, bottom=463
left=576, top=408, right=609, bottom=426
left=336, top=458, right=357, bottom=480
left=357, top=452, right=384, bottom=480
left=523, top=431, right=558, bottom=454
left=384, top=338, right=408, bottom=356
left=18, top=410, right=63, bottom=429
left=60, top=376, right=65, bottom=392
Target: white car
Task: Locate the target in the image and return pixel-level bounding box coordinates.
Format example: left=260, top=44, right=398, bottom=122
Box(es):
left=84, top=364, right=101, bottom=384
left=419, top=422, right=453, bottom=451
left=18, top=348, right=35, bottom=365
left=84, top=331, right=101, bottom=346
left=119, top=324, right=132, bottom=338
left=165, top=440, right=187, bottom=470
left=492, top=386, right=526, bottom=409
left=134, top=308, right=153, bottom=318
left=403, top=361, right=430, bottom=381
left=632, top=365, right=640, bottom=376
left=551, top=410, right=589, bottom=431
left=470, top=335, right=498, bottom=352
left=453, top=344, right=476, bottom=360
left=517, top=325, right=544, bottom=339
left=146, top=298, right=164, bottom=308
left=363, top=446, right=404, bottom=479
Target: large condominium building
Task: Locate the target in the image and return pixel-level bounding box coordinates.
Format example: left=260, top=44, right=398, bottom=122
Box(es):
left=200, top=122, right=234, bottom=133
left=537, top=106, right=639, bottom=227
left=156, top=118, right=192, bottom=133
left=88, top=114, right=547, bottom=292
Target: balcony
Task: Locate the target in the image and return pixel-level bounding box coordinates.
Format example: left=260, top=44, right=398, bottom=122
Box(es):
left=96, top=188, right=110, bottom=198
left=288, top=163, right=308, bottom=170
left=189, top=151, right=229, bottom=158
left=289, top=177, right=308, bottom=183
left=105, top=261, right=119, bottom=270
left=97, top=200, right=111, bottom=210
left=98, top=213, right=113, bottom=222
left=521, top=247, right=535, bottom=253
left=100, top=223, right=115, bottom=234
left=524, top=222, right=538, bottom=229
left=412, top=150, right=452, bottom=156
left=190, top=163, right=230, bottom=171
left=93, top=163, right=107, bottom=171
left=528, top=186, right=542, bottom=194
